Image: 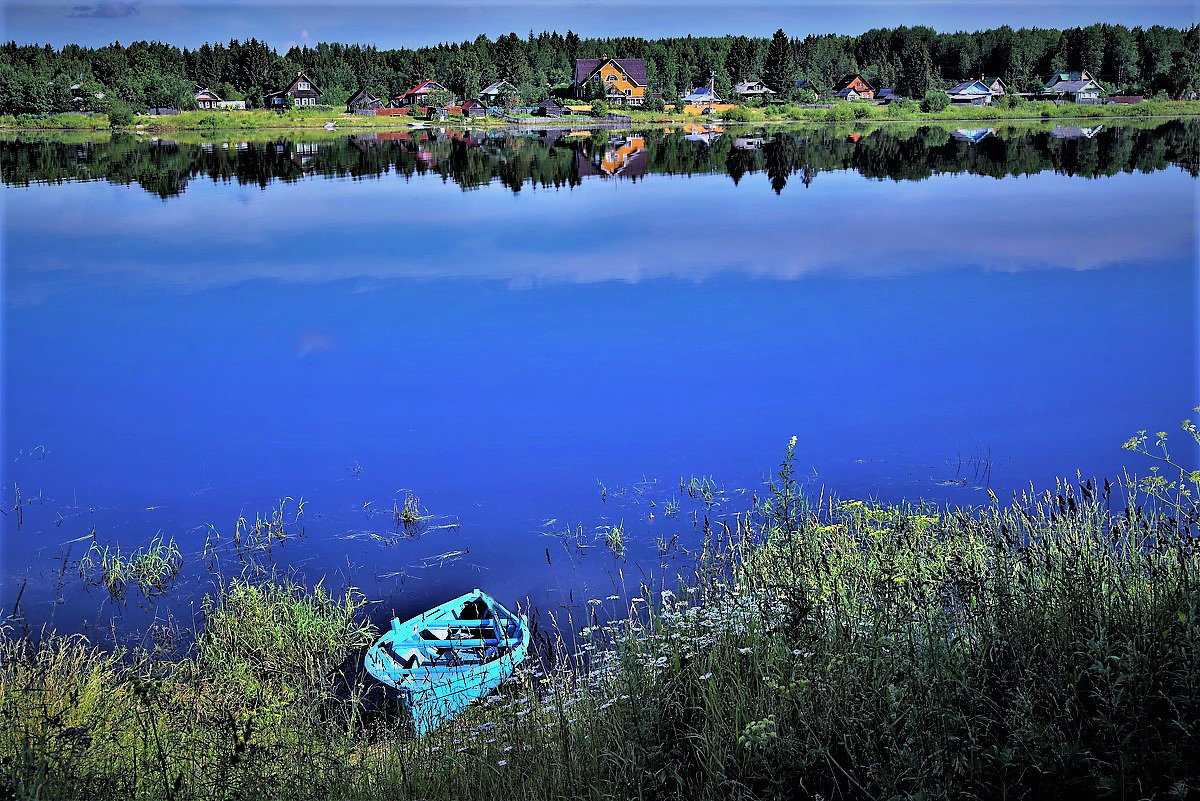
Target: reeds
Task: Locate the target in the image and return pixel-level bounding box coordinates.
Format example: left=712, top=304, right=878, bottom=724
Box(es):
left=3, top=441, right=1198, bottom=800
left=77, top=535, right=183, bottom=600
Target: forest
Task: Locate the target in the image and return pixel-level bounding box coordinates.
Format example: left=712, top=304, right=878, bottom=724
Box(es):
left=0, top=23, right=1197, bottom=115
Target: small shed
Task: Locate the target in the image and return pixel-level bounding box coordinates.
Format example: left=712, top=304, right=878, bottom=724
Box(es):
left=347, top=88, right=383, bottom=113
left=538, top=97, right=567, bottom=117
left=460, top=98, right=488, bottom=118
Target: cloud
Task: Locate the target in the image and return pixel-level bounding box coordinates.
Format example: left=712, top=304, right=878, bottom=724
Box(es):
left=296, top=329, right=337, bottom=358
left=69, top=1, right=140, bottom=18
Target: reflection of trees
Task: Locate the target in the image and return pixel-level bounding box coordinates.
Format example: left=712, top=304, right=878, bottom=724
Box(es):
left=2, top=120, right=1197, bottom=199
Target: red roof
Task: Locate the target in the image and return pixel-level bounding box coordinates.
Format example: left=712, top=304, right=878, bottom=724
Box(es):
left=394, top=79, right=447, bottom=103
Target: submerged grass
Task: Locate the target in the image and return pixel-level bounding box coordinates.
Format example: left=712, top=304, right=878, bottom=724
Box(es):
left=3, top=433, right=1199, bottom=800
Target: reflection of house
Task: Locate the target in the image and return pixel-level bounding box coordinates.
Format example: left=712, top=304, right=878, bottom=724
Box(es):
left=286, top=141, right=320, bottom=169
left=682, top=122, right=724, bottom=144
left=577, top=135, right=648, bottom=178
left=734, top=80, right=775, bottom=101
left=195, top=88, right=245, bottom=110
left=479, top=80, right=519, bottom=105
left=948, top=80, right=994, bottom=105
left=346, top=88, right=383, bottom=113
left=952, top=127, right=994, bottom=144
left=733, top=135, right=764, bottom=150
left=393, top=79, right=450, bottom=107
left=265, top=73, right=323, bottom=108
left=1051, top=124, right=1103, bottom=139
left=1043, top=71, right=1103, bottom=103
left=833, top=74, right=874, bottom=99
left=572, top=57, right=646, bottom=106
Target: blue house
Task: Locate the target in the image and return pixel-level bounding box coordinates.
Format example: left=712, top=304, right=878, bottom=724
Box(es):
left=681, top=87, right=723, bottom=105
left=947, top=79, right=994, bottom=105
left=795, top=78, right=820, bottom=98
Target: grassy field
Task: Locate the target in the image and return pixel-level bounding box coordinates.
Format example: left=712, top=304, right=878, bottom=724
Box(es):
left=3, top=99, right=1199, bottom=135
left=3, top=422, right=1198, bottom=800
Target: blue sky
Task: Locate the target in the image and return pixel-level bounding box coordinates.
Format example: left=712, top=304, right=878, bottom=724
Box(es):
left=3, top=1, right=1196, bottom=50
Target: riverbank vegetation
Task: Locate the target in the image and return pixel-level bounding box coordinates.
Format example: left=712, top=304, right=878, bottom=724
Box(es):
left=3, top=421, right=1198, bottom=800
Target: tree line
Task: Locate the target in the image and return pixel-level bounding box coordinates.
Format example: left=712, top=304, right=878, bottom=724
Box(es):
left=0, top=23, right=1197, bottom=115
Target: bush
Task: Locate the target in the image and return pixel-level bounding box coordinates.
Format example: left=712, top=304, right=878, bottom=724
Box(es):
left=921, top=90, right=951, bottom=113
left=890, top=97, right=919, bottom=113
left=722, top=106, right=764, bottom=122
left=590, top=99, right=609, bottom=116
left=643, top=96, right=665, bottom=112
left=106, top=104, right=134, bottom=127
left=852, top=103, right=870, bottom=119
left=794, top=89, right=819, bottom=105
left=824, top=103, right=854, bottom=121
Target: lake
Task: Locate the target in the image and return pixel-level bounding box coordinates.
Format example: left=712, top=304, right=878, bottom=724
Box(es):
left=2, top=119, right=1197, bottom=642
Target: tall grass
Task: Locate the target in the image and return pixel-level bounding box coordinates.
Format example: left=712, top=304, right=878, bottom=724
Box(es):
left=3, top=439, right=1198, bottom=800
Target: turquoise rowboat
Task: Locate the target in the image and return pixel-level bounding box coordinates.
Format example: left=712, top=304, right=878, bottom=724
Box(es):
left=365, top=588, right=530, bottom=735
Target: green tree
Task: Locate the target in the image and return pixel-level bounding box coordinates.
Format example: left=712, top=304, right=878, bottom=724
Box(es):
left=921, top=88, right=950, bottom=112
left=763, top=29, right=795, bottom=93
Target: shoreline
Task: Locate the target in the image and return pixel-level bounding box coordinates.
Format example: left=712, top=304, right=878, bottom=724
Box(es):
left=3, top=102, right=1199, bottom=135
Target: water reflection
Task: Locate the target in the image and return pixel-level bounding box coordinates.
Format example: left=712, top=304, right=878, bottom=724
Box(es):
left=2, top=119, right=1197, bottom=199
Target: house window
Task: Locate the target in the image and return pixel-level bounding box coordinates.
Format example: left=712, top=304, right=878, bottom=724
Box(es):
left=298, top=81, right=310, bottom=90
left=605, top=74, right=617, bottom=82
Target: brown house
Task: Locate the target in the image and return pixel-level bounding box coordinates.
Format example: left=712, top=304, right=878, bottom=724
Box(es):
left=265, top=73, right=323, bottom=109
left=833, top=74, right=875, bottom=100
left=572, top=57, right=647, bottom=106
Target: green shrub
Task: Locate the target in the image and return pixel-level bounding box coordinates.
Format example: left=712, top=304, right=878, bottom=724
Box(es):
left=921, top=89, right=951, bottom=113
left=106, top=104, right=134, bottom=127
left=824, top=102, right=854, bottom=121
left=852, top=103, right=870, bottom=119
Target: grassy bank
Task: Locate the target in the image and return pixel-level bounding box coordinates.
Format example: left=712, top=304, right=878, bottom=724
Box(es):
left=3, top=432, right=1198, bottom=800
left=3, top=100, right=1199, bottom=135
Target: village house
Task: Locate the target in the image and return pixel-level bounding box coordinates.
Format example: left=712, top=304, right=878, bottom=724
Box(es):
left=346, top=88, right=383, bottom=113
left=984, top=77, right=1007, bottom=96
left=572, top=57, right=647, bottom=106
left=459, top=98, right=488, bottom=118
left=795, top=78, right=821, bottom=98
left=733, top=80, right=775, bottom=101
left=876, top=87, right=901, bottom=102
left=265, top=73, right=323, bottom=108
left=947, top=79, right=994, bottom=104
left=194, top=87, right=246, bottom=110
left=479, top=80, right=519, bottom=105
left=1043, top=70, right=1104, bottom=103
left=538, top=96, right=568, bottom=117
left=393, top=79, right=450, bottom=107
left=833, top=74, right=874, bottom=99
left=835, top=87, right=861, bottom=100
left=681, top=86, right=723, bottom=106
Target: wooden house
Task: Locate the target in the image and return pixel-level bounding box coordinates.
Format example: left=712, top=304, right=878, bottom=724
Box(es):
left=479, top=80, right=519, bottom=105
left=538, top=96, right=567, bottom=117
left=346, top=88, right=383, bottom=113
left=572, top=57, right=647, bottom=106
left=265, top=73, right=323, bottom=108
left=393, top=79, right=450, bottom=108
left=459, top=98, right=488, bottom=118
left=835, top=87, right=861, bottom=100
left=681, top=86, right=723, bottom=105
left=947, top=79, right=994, bottom=105
left=876, top=87, right=901, bottom=102
left=983, top=77, right=1007, bottom=96
left=734, top=80, right=775, bottom=101
left=833, top=75, right=874, bottom=99
left=1043, top=71, right=1103, bottom=103
left=193, top=87, right=246, bottom=110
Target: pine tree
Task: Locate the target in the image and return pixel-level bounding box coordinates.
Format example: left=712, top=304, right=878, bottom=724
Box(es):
left=763, top=28, right=794, bottom=93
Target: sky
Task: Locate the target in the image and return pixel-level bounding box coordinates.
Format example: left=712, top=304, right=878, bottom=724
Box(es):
left=2, top=0, right=1196, bottom=51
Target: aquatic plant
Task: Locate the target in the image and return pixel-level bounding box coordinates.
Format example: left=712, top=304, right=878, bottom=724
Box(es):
left=77, top=535, right=183, bottom=600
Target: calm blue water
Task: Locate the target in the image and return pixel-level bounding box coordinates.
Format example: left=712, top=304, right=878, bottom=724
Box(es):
left=2, top=123, right=1197, bottom=640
